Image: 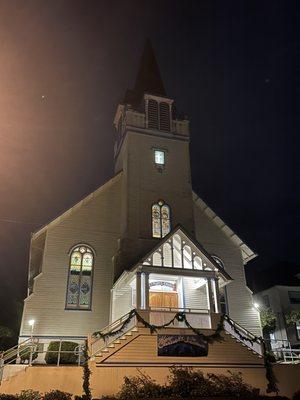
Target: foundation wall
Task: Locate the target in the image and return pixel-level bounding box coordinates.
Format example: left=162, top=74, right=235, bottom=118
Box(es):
left=1, top=363, right=300, bottom=398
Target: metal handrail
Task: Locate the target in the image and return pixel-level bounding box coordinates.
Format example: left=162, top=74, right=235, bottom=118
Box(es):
left=224, top=317, right=261, bottom=341
left=90, top=311, right=133, bottom=345
left=0, top=338, right=85, bottom=382
left=223, top=318, right=263, bottom=356
left=0, top=338, right=34, bottom=363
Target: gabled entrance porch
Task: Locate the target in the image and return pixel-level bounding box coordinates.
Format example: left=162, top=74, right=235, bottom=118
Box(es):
left=111, top=227, right=232, bottom=330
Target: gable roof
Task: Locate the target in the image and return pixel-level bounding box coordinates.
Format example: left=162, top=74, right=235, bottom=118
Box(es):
left=32, top=171, right=123, bottom=240
left=130, top=224, right=232, bottom=282
left=193, top=192, right=257, bottom=264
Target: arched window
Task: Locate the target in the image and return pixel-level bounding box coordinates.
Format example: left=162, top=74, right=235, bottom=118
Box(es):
left=66, top=245, right=94, bottom=310
left=152, top=200, right=171, bottom=238
left=212, top=255, right=225, bottom=269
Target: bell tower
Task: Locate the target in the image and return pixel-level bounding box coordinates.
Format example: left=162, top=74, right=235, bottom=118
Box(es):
left=113, top=40, right=195, bottom=279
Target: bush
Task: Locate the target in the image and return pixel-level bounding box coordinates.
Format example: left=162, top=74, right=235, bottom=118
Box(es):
left=43, top=390, right=72, bottom=400
left=115, top=367, right=261, bottom=399
left=45, top=341, right=78, bottom=365
left=293, top=390, right=300, bottom=400
left=19, top=346, right=38, bottom=364
left=208, top=371, right=257, bottom=398
left=0, top=395, right=19, bottom=400
left=168, top=367, right=214, bottom=398
left=118, top=370, right=169, bottom=400
left=18, top=390, right=41, bottom=400
left=100, top=397, right=118, bottom=400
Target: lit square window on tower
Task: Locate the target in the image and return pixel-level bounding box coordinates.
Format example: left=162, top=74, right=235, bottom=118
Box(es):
left=154, top=150, right=165, bottom=165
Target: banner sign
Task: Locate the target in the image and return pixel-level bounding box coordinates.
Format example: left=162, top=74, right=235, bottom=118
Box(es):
left=157, top=334, right=208, bottom=357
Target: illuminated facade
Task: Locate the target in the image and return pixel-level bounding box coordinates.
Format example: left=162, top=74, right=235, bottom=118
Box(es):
left=19, top=40, right=261, bottom=354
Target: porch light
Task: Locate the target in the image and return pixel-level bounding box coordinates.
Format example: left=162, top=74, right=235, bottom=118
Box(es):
left=28, top=319, right=35, bottom=339
left=253, top=302, right=260, bottom=310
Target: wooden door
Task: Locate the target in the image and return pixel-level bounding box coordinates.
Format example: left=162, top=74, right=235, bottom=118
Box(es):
left=149, top=291, right=178, bottom=309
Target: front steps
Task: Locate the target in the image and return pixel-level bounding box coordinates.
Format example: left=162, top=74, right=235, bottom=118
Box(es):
left=93, top=324, right=264, bottom=367
left=93, top=327, right=140, bottom=363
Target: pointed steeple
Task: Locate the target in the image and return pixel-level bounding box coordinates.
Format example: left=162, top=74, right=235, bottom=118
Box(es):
left=124, top=39, right=167, bottom=106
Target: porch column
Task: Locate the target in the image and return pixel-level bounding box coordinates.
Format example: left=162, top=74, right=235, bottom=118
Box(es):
left=213, top=278, right=221, bottom=314
left=136, top=272, right=142, bottom=309
left=144, top=272, right=150, bottom=310
left=207, top=278, right=215, bottom=312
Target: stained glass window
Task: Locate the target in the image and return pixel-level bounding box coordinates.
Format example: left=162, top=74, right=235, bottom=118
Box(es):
left=66, top=245, right=94, bottom=310
left=152, top=201, right=171, bottom=238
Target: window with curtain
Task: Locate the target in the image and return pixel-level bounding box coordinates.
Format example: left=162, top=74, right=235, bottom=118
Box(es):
left=66, top=245, right=94, bottom=310
left=152, top=200, right=171, bottom=238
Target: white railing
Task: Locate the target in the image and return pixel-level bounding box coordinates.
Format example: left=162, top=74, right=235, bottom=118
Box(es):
left=265, top=339, right=300, bottom=364
left=282, top=348, right=300, bottom=363
left=89, top=312, right=136, bottom=358
left=90, top=309, right=268, bottom=360
left=149, top=308, right=211, bottom=329
left=0, top=337, right=85, bottom=381
left=223, top=318, right=263, bottom=356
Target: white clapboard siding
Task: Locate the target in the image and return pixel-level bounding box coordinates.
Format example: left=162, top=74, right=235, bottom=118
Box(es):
left=183, top=277, right=208, bottom=310
left=20, top=173, right=123, bottom=339
left=111, top=284, right=133, bottom=322
left=193, top=198, right=262, bottom=337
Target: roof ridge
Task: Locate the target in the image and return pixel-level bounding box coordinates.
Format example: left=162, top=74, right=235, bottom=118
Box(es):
left=32, top=171, right=123, bottom=239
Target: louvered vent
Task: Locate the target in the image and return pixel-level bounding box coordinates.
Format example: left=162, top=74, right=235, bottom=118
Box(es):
left=148, top=100, right=159, bottom=129
left=159, top=102, right=170, bottom=132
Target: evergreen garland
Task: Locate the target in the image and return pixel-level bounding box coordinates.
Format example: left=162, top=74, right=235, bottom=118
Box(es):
left=82, top=340, right=92, bottom=400
left=92, top=309, right=278, bottom=393
left=262, top=340, right=279, bottom=394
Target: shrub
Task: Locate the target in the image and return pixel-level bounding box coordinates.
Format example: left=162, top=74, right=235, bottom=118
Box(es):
left=116, top=367, right=260, bottom=399
left=118, top=370, right=169, bottom=400
left=0, top=395, right=19, bottom=400
left=18, top=390, right=41, bottom=400
left=293, top=390, right=300, bottom=400
left=100, top=397, right=118, bottom=400
left=43, top=390, right=72, bottom=400
left=45, top=341, right=78, bottom=365
left=168, top=367, right=214, bottom=398
left=18, top=346, right=38, bottom=364
left=208, top=371, right=257, bottom=398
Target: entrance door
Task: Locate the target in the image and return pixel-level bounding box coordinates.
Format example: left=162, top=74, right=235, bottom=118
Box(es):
left=149, top=291, right=178, bottom=309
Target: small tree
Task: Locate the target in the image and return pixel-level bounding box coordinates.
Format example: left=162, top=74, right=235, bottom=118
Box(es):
left=285, top=310, right=300, bottom=325
left=0, top=325, right=15, bottom=351
left=260, top=308, right=277, bottom=336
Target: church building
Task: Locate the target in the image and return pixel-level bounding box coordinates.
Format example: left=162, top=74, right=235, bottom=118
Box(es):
left=15, top=41, right=270, bottom=393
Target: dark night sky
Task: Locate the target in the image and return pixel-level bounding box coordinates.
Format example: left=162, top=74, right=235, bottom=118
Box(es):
left=0, top=0, right=299, bottom=332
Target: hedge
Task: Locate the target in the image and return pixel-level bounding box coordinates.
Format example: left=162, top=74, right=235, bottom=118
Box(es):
left=45, top=341, right=78, bottom=364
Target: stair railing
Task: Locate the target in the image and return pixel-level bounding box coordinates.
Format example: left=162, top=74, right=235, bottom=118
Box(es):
left=89, top=312, right=136, bottom=358
left=0, top=338, right=39, bottom=382
left=223, top=317, right=263, bottom=356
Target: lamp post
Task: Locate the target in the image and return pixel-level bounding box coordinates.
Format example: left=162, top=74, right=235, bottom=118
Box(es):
left=28, top=319, right=35, bottom=340
left=27, top=319, right=35, bottom=366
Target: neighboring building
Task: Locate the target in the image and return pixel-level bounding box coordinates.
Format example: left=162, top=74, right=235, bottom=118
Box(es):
left=254, top=278, right=300, bottom=348
left=18, top=40, right=263, bottom=370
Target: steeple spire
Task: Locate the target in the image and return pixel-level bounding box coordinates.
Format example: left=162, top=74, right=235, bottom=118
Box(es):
left=124, top=39, right=166, bottom=106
